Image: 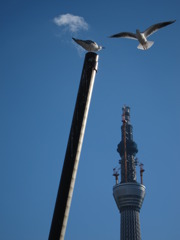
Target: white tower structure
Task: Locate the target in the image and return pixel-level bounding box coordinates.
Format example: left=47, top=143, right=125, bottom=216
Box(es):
left=113, top=106, right=146, bottom=240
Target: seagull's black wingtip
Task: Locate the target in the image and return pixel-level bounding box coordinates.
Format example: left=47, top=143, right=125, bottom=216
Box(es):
left=72, top=37, right=78, bottom=42
left=168, top=20, right=176, bottom=25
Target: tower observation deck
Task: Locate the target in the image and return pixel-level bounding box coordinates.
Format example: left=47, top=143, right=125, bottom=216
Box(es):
left=113, top=106, right=145, bottom=240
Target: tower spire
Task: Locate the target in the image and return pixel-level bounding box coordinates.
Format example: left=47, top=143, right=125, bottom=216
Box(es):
left=113, top=106, right=146, bottom=240
left=117, top=106, right=138, bottom=183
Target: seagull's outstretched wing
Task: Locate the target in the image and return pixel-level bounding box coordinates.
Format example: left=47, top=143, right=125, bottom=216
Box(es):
left=109, top=32, right=137, bottom=40
left=144, top=20, right=176, bottom=37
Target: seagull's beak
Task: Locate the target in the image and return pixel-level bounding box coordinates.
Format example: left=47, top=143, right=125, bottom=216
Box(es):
left=102, top=46, right=105, bottom=49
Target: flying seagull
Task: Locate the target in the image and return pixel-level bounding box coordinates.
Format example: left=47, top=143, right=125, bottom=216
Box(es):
left=72, top=37, right=104, bottom=52
left=109, top=20, right=176, bottom=50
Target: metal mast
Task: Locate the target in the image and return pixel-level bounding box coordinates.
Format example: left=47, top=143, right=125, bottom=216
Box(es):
left=49, top=52, right=99, bottom=240
left=113, top=106, right=146, bottom=240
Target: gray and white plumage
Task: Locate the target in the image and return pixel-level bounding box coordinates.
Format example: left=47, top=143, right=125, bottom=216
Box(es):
left=72, top=37, right=104, bottom=52
left=109, top=20, right=176, bottom=50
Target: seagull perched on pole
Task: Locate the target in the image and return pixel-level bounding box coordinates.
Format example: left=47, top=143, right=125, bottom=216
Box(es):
left=72, top=37, right=105, bottom=52
left=109, top=20, right=176, bottom=50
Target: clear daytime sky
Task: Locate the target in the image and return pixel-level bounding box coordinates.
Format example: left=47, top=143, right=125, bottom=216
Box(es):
left=1, top=1, right=180, bottom=239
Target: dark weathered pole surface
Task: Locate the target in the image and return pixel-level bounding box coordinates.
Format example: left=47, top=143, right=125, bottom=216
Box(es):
left=48, top=52, right=99, bottom=240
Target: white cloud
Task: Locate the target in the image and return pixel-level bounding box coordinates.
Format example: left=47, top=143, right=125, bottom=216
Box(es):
left=53, top=13, right=89, bottom=33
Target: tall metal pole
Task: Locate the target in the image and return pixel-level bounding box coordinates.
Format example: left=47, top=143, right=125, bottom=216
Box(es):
left=48, top=52, right=99, bottom=240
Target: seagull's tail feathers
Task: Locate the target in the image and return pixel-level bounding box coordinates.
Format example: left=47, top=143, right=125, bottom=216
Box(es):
left=137, top=41, right=154, bottom=50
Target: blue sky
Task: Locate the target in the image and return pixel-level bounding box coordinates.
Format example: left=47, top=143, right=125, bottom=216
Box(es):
left=1, top=1, right=180, bottom=239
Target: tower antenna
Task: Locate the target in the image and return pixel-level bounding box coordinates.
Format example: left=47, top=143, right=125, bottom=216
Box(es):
left=139, top=163, right=145, bottom=185
left=113, top=166, right=120, bottom=184
left=122, top=107, right=127, bottom=182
